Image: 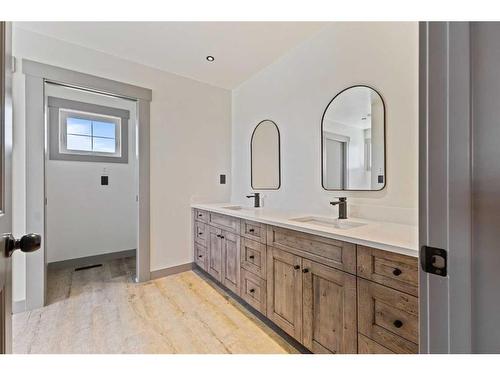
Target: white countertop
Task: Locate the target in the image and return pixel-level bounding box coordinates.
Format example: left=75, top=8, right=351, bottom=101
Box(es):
left=191, top=203, right=418, bottom=258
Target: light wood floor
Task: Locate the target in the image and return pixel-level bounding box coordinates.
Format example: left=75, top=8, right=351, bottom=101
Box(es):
left=12, top=257, right=296, bottom=354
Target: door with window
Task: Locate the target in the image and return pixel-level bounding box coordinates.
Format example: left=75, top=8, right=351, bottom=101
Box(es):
left=0, top=22, right=41, bottom=354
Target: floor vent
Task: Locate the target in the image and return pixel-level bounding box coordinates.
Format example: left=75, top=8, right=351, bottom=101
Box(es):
left=75, top=264, right=102, bottom=271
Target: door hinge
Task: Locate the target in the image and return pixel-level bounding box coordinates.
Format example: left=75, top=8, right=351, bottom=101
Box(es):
left=420, top=245, right=447, bottom=277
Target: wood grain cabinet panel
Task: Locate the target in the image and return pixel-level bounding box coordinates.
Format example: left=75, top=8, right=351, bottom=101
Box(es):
left=209, top=212, right=240, bottom=234
left=266, top=246, right=303, bottom=341
left=194, top=221, right=208, bottom=247
left=241, top=238, right=267, bottom=279
left=358, top=334, right=394, bottom=354
left=208, top=226, right=223, bottom=282
left=267, top=226, right=356, bottom=274
left=240, top=268, right=267, bottom=314
left=358, top=278, right=419, bottom=354
left=221, top=231, right=241, bottom=295
left=302, top=259, right=357, bottom=353
left=194, top=242, right=208, bottom=271
left=241, top=219, right=267, bottom=243
left=194, top=209, right=208, bottom=223
left=357, top=245, right=418, bottom=297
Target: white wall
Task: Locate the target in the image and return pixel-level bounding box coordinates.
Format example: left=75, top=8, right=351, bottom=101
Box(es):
left=45, top=83, right=137, bottom=263
left=231, top=22, right=418, bottom=225
left=12, top=27, right=232, bottom=302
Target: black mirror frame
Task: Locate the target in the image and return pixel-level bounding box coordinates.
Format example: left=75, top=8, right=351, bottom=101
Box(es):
left=320, top=84, right=387, bottom=192
left=250, top=119, right=281, bottom=190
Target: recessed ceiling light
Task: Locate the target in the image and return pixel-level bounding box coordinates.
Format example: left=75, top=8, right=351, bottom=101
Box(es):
left=206, top=56, right=215, bottom=62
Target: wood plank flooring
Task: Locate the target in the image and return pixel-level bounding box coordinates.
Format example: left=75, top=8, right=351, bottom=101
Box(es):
left=13, top=257, right=296, bottom=354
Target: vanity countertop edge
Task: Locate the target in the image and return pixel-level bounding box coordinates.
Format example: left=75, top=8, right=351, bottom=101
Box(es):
left=191, top=203, right=418, bottom=258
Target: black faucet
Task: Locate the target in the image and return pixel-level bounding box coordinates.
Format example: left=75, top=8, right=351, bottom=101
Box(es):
left=246, top=193, right=260, bottom=208
left=330, top=197, right=347, bottom=219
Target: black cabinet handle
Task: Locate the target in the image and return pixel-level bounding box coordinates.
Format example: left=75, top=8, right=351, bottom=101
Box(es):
left=216, top=234, right=221, bottom=238
left=198, top=232, right=203, bottom=235
left=302, top=268, right=309, bottom=273
left=220, top=236, right=225, bottom=239
left=249, top=228, right=255, bottom=233
left=198, top=255, right=202, bottom=258
left=393, top=320, right=403, bottom=328
left=249, top=255, right=255, bottom=260
left=294, top=265, right=300, bottom=270
left=393, top=268, right=402, bottom=276
left=249, top=288, right=255, bottom=293
left=198, top=214, right=202, bottom=217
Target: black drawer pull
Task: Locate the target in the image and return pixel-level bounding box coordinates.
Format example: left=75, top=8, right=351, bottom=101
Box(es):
left=249, top=255, right=255, bottom=260
left=220, top=236, right=225, bottom=239
left=294, top=265, right=300, bottom=270
left=198, top=255, right=203, bottom=258
left=198, top=214, right=202, bottom=217
left=249, top=228, right=255, bottom=233
left=393, top=320, right=403, bottom=328
left=302, top=268, right=309, bottom=273
left=198, top=232, right=203, bottom=235
left=393, top=268, right=402, bottom=276
left=249, top=288, right=255, bottom=293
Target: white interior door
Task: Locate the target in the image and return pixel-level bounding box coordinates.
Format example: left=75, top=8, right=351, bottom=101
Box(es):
left=0, top=21, right=14, bottom=354
left=0, top=22, right=41, bottom=354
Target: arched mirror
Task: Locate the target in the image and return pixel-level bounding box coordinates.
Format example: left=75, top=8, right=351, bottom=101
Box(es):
left=251, top=120, right=281, bottom=190
left=321, top=85, right=386, bottom=191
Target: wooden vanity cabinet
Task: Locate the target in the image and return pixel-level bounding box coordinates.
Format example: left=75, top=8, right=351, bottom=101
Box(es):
left=207, top=225, right=241, bottom=293
left=207, top=226, right=223, bottom=282
left=302, top=259, right=357, bottom=353
left=266, top=247, right=303, bottom=341
left=193, top=209, right=419, bottom=355
left=266, top=246, right=357, bottom=353
left=220, top=231, right=241, bottom=294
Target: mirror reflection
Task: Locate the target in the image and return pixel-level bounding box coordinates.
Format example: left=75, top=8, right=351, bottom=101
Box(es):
left=251, top=120, right=281, bottom=190
left=322, top=86, right=385, bottom=191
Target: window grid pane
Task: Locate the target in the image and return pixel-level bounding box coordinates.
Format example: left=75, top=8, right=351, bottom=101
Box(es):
left=65, top=116, right=118, bottom=154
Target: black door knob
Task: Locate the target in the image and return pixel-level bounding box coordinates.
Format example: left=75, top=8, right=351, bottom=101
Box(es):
left=302, top=268, right=309, bottom=273
left=294, top=265, right=300, bottom=270
left=4, top=233, right=41, bottom=257
left=249, top=288, right=255, bottom=293
left=393, top=268, right=402, bottom=276
left=249, top=255, right=255, bottom=259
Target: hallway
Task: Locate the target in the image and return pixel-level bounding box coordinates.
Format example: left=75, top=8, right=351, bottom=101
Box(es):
left=13, top=258, right=294, bottom=354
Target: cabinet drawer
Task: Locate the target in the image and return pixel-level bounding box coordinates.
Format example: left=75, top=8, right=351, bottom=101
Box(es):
left=267, top=226, right=356, bottom=274
left=358, top=278, right=418, bottom=354
left=194, top=221, right=208, bottom=247
left=194, top=209, right=208, bottom=223
left=209, top=212, right=240, bottom=234
left=241, top=219, right=266, bottom=243
left=194, top=243, right=208, bottom=271
left=357, top=245, right=418, bottom=296
left=358, top=334, right=394, bottom=354
left=241, top=238, right=267, bottom=279
left=240, top=268, right=266, bottom=314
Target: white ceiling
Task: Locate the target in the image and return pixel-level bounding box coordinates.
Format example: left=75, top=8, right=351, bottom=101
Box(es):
left=15, top=22, right=328, bottom=89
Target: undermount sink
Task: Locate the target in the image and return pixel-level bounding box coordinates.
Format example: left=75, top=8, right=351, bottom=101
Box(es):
left=289, top=216, right=367, bottom=230
left=222, top=205, right=254, bottom=211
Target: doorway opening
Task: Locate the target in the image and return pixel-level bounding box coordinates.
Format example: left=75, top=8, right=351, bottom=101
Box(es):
left=43, top=82, right=139, bottom=304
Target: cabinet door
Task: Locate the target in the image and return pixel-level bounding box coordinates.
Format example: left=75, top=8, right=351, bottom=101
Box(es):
left=221, top=230, right=240, bottom=294
left=266, top=246, right=303, bottom=341
left=208, top=226, right=223, bottom=282
left=302, top=259, right=357, bottom=353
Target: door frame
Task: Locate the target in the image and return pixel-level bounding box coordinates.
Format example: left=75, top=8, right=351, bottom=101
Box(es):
left=22, top=59, right=152, bottom=310
left=419, top=22, right=472, bottom=353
